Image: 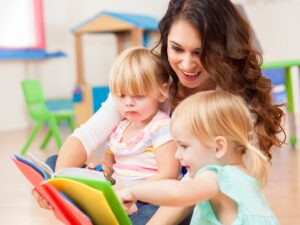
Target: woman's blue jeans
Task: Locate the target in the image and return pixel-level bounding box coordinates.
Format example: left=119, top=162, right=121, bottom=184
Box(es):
left=45, top=155, right=58, bottom=171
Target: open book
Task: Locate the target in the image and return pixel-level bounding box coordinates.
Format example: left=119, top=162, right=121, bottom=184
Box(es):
left=11, top=153, right=131, bottom=225
left=26, top=152, right=107, bottom=180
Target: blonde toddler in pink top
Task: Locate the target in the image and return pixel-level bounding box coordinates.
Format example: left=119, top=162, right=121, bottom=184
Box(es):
left=100, top=47, right=180, bottom=213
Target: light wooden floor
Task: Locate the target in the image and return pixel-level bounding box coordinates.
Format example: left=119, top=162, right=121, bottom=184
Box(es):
left=0, top=126, right=299, bottom=225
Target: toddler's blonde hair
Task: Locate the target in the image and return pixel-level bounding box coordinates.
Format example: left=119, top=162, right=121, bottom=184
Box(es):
left=109, top=47, right=169, bottom=98
left=173, top=90, right=268, bottom=186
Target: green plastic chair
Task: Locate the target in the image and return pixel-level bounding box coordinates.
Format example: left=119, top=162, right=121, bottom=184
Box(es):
left=21, top=79, right=75, bottom=155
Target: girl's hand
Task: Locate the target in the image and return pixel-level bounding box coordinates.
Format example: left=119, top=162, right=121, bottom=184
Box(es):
left=31, top=188, right=53, bottom=210
left=100, top=161, right=114, bottom=176
left=85, top=162, right=101, bottom=170
left=116, top=188, right=135, bottom=213
left=86, top=162, right=115, bottom=183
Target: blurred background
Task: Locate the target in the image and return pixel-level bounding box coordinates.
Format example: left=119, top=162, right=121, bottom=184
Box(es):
left=0, top=0, right=300, bottom=131
left=0, top=1, right=299, bottom=224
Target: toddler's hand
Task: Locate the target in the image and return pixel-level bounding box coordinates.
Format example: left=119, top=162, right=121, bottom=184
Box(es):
left=86, top=162, right=102, bottom=171
left=116, top=188, right=135, bottom=213
left=100, top=161, right=114, bottom=176
left=127, top=203, right=138, bottom=215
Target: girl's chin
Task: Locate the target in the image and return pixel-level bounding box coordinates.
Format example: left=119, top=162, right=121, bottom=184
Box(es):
left=186, top=167, right=195, bottom=177
left=188, top=171, right=195, bottom=178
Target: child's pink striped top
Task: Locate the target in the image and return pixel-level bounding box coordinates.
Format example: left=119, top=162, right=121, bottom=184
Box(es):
left=106, top=110, right=173, bottom=186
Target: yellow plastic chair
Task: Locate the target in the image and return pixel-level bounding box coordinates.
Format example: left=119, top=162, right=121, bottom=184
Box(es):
left=21, top=79, right=75, bottom=155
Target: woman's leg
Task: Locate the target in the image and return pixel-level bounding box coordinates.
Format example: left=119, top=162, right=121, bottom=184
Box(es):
left=179, top=213, right=192, bottom=225
left=130, top=204, right=159, bottom=225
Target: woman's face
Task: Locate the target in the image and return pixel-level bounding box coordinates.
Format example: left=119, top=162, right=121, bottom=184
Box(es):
left=167, top=19, right=215, bottom=91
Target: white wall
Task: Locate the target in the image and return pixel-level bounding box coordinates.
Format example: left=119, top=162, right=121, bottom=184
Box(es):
left=239, top=0, right=300, bottom=115
left=1, top=0, right=300, bottom=131
left=0, top=0, right=169, bottom=131
left=239, top=0, right=300, bottom=61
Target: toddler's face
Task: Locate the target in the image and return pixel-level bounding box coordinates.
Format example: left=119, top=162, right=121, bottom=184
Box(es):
left=171, top=118, right=215, bottom=178
left=114, top=94, right=160, bottom=124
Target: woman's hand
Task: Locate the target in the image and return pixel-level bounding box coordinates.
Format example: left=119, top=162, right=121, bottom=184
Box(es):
left=31, top=188, right=53, bottom=210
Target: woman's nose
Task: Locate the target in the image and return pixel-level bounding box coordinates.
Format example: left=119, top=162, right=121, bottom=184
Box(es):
left=181, top=53, right=196, bottom=71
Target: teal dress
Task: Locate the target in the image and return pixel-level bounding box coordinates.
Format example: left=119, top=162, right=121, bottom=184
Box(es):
left=190, top=165, right=279, bottom=225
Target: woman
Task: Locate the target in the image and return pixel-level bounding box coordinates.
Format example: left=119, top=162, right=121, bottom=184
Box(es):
left=33, top=0, right=285, bottom=224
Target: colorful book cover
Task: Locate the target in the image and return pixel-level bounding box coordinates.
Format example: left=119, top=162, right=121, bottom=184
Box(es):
left=11, top=153, right=132, bottom=225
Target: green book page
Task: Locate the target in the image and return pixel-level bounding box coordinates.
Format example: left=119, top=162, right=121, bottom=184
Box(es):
left=67, top=177, right=132, bottom=225
left=47, top=178, right=119, bottom=225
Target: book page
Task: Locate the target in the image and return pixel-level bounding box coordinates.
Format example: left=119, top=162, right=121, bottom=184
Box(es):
left=27, top=152, right=54, bottom=178
left=55, top=168, right=107, bottom=181
left=48, top=178, right=119, bottom=225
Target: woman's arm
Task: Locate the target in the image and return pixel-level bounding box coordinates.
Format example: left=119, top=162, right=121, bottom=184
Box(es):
left=71, top=94, right=123, bottom=159
left=55, top=136, right=87, bottom=170
left=146, top=141, right=180, bottom=181
left=56, top=94, right=122, bottom=170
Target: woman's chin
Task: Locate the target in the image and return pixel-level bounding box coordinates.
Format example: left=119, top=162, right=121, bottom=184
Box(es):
left=179, top=79, right=200, bottom=89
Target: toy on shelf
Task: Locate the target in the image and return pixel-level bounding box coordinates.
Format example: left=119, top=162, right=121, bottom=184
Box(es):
left=71, top=11, right=159, bottom=126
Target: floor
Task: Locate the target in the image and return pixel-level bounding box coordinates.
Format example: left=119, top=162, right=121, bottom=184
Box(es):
left=0, top=127, right=66, bottom=225
left=0, top=125, right=299, bottom=225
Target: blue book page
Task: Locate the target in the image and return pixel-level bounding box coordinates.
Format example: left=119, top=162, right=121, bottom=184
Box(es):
left=13, top=153, right=50, bottom=180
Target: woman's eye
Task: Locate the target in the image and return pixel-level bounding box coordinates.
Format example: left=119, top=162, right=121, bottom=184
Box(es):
left=172, top=46, right=183, bottom=52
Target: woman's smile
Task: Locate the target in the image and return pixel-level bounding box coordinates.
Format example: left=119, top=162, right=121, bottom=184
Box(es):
left=182, top=71, right=201, bottom=82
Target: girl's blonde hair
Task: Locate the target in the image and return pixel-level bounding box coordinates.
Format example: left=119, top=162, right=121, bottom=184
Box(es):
left=109, top=47, right=169, bottom=97
left=173, top=90, right=268, bottom=186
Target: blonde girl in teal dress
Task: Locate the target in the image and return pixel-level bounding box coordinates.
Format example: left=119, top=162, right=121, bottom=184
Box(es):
left=117, top=90, right=279, bottom=225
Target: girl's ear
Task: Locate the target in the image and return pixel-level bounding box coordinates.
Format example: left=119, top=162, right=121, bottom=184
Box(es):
left=158, top=83, right=170, bottom=102
left=214, top=136, right=227, bottom=159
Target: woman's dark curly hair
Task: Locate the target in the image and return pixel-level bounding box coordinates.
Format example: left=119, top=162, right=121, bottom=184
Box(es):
left=154, top=0, right=285, bottom=160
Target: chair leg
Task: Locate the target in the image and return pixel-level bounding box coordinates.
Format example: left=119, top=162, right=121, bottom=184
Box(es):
left=284, top=67, right=297, bottom=148
left=48, top=117, right=63, bottom=149
left=20, top=121, right=43, bottom=155
left=40, top=130, right=52, bottom=150
left=68, top=117, right=75, bottom=132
